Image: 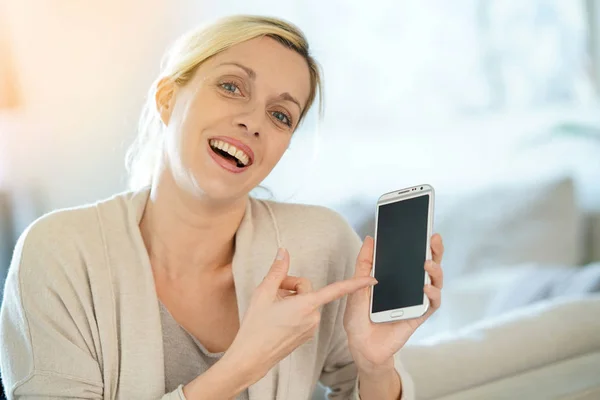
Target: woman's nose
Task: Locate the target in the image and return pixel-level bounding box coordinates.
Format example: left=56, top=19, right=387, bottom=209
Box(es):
left=236, top=121, right=260, bottom=137
left=234, top=107, right=262, bottom=137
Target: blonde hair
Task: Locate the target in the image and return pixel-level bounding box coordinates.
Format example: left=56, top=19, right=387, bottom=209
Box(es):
left=125, top=15, right=323, bottom=191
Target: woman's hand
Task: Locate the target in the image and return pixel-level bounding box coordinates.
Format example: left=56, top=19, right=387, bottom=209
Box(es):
left=343, top=234, right=445, bottom=374
left=226, top=248, right=378, bottom=385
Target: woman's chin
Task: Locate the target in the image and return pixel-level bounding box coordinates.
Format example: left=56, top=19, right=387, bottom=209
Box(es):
left=189, top=175, right=253, bottom=203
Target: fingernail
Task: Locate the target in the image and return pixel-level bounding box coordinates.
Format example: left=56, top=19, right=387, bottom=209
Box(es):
left=371, top=278, right=378, bottom=285
left=276, top=248, right=285, bottom=261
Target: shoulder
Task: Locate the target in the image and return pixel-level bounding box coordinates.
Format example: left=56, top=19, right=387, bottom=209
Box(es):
left=18, top=191, right=133, bottom=253
left=21, top=203, right=99, bottom=247
left=257, top=199, right=359, bottom=242
left=0, top=195, right=134, bottom=390
left=252, top=199, right=363, bottom=280
left=12, top=190, right=138, bottom=283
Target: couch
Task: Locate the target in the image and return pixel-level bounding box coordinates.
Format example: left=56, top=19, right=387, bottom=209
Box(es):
left=312, top=160, right=600, bottom=399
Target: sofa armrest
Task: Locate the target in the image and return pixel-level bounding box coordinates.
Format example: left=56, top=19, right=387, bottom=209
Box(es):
left=437, top=351, right=600, bottom=400
left=401, top=295, right=600, bottom=399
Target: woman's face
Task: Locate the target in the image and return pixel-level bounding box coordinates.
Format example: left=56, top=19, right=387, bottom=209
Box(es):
left=158, top=36, right=311, bottom=201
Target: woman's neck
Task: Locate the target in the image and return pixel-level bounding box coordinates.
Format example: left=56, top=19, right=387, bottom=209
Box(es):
left=139, top=171, right=247, bottom=279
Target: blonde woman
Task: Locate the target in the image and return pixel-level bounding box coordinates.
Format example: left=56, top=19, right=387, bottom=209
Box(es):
left=0, top=15, right=444, bottom=400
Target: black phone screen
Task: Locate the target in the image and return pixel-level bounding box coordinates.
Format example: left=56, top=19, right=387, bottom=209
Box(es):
left=372, top=194, right=429, bottom=313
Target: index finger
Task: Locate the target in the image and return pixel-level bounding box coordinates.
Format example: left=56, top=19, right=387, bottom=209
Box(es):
left=307, top=276, right=377, bottom=308
left=431, top=233, right=444, bottom=265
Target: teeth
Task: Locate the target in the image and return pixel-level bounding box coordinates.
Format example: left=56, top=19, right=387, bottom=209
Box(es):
left=235, top=150, right=248, bottom=165
left=209, top=139, right=251, bottom=166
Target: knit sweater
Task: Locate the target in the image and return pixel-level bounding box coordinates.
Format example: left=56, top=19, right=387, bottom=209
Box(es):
left=0, top=188, right=414, bottom=399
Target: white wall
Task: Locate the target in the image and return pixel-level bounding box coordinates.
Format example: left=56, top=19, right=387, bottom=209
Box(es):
left=1, top=0, right=599, bottom=226
left=0, top=1, right=227, bottom=217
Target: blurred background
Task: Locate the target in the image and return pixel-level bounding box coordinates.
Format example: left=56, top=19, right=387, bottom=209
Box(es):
left=1, top=1, right=600, bottom=398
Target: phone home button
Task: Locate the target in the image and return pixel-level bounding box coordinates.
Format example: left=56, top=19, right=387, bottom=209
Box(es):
left=391, top=310, right=404, bottom=318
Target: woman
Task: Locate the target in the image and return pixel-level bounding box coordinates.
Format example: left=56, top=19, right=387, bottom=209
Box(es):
left=0, top=15, right=444, bottom=400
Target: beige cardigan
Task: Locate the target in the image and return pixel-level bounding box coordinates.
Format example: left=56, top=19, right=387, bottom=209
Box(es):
left=0, top=188, right=414, bottom=399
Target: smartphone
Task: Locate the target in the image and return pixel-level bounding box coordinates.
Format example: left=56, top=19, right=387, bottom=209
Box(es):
left=369, top=184, right=435, bottom=323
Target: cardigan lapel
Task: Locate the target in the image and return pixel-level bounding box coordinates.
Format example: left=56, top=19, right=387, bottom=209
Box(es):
left=115, top=191, right=293, bottom=399
left=99, top=187, right=166, bottom=399
left=232, top=198, right=292, bottom=399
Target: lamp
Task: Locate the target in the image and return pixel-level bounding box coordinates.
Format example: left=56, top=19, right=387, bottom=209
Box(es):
left=0, top=18, right=22, bottom=110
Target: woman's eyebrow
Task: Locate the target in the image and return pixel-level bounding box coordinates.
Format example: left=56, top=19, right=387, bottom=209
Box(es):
left=217, top=62, right=256, bottom=79
left=277, top=92, right=302, bottom=112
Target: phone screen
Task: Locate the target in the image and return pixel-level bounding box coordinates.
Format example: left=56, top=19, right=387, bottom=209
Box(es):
left=372, top=194, right=429, bottom=313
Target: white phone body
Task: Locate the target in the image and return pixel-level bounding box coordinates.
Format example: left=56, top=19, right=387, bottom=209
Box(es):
left=369, top=184, right=435, bottom=323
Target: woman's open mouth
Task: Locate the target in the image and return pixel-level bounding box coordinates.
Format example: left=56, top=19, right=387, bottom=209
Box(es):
left=208, top=138, right=253, bottom=172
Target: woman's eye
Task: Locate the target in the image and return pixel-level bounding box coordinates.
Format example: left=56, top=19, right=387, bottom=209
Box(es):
left=272, top=111, right=292, bottom=127
left=220, top=82, right=241, bottom=95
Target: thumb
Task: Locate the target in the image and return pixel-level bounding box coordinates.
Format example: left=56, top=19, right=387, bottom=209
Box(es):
left=262, top=248, right=290, bottom=291
left=354, top=236, right=375, bottom=278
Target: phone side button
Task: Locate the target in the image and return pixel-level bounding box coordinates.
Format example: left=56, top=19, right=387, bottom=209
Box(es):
left=391, top=310, right=404, bottom=318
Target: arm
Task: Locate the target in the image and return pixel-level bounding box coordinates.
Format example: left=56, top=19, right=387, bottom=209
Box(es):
left=319, top=292, right=414, bottom=400
left=0, top=223, right=252, bottom=400
left=182, top=351, right=255, bottom=400
left=358, top=368, right=402, bottom=400
left=342, top=229, right=445, bottom=400
left=0, top=228, right=105, bottom=399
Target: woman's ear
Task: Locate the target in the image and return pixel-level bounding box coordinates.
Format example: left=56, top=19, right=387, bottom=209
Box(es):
left=155, top=77, right=177, bottom=126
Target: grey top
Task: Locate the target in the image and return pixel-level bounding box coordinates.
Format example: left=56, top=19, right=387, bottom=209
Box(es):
left=159, top=301, right=250, bottom=400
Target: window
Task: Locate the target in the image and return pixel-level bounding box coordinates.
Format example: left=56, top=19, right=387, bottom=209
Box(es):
left=202, top=0, right=594, bottom=128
